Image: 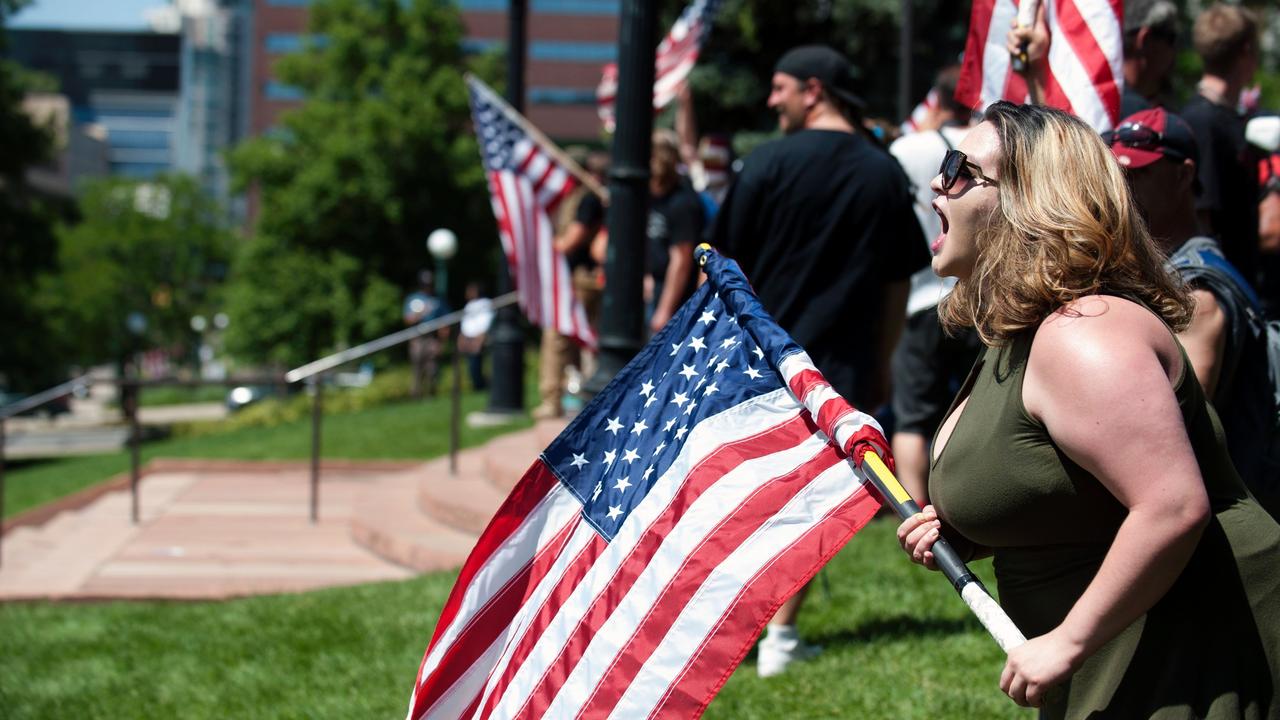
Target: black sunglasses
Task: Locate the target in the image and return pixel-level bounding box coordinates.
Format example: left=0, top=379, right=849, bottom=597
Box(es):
left=939, top=149, right=996, bottom=192
left=1103, top=122, right=1190, bottom=163
left=1102, top=122, right=1164, bottom=149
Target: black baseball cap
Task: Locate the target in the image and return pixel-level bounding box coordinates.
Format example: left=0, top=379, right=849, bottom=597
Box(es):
left=774, top=45, right=866, bottom=112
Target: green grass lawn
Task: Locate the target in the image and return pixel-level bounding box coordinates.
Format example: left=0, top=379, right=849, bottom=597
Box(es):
left=4, top=387, right=531, bottom=520
left=0, top=518, right=1031, bottom=719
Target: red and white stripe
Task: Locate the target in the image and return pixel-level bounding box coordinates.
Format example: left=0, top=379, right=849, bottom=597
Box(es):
left=406, top=386, right=881, bottom=720
left=596, top=0, right=719, bottom=133
left=956, top=0, right=1122, bottom=133
left=778, top=351, right=891, bottom=469
left=488, top=139, right=597, bottom=349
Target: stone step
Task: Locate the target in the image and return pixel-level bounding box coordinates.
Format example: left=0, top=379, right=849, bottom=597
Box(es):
left=478, top=419, right=567, bottom=494
left=350, top=467, right=480, bottom=573
left=417, top=454, right=509, bottom=535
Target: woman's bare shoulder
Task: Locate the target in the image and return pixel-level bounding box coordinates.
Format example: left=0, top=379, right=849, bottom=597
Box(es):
left=1025, top=295, right=1183, bottom=417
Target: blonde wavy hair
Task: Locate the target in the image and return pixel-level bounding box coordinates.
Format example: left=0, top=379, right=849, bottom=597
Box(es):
left=938, top=101, right=1193, bottom=345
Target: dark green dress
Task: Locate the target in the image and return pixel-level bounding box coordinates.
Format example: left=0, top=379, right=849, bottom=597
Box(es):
left=930, top=329, right=1280, bottom=720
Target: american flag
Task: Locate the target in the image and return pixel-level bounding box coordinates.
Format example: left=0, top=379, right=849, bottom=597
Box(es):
left=596, top=0, right=723, bottom=133
left=956, top=0, right=1123, bottom=133
left=405, top=247, right=888, bottom=720
left=467, top=76, right=597, bottom=349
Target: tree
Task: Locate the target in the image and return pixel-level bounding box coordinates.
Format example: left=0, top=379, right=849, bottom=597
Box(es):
left=38, top=176, right=233, bottom=370
left=226, top=0, right=501, bottom=366
left=0, top=0, right=66, bottom=392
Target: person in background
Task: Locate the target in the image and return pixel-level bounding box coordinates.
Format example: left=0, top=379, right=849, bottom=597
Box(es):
left=1260, top=148, right=1280, bottom=282
left=1119, top=0, right=1180, bottom=117
left=458, top=281, right=494, bottom=391
left=646, top=129, right=702, bottom=335
left=712, top=44, right=927, bottom=677
left=887, top=65, right=983, bottom=502
left=1110, top=107, right=1280, bottom=519
left=404, top=270, right=450, bottom=398
left=675, top=83, right=733, bottom=228
left=1181, top=3, right=1261, bottom=288
left=535, top=148, right=606, bottom=419
left=899, top=100, right=1279, bottom=717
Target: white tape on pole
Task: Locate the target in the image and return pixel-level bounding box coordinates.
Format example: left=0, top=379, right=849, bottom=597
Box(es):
left=960, top=582, right=1027, bottom=652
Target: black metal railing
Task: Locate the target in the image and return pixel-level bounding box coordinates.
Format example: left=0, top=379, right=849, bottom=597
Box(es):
left=0, top=292, right=518, bottom=567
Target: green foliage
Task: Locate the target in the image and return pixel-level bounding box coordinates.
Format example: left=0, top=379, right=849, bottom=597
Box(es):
left=221, top=233, right=400, bottom=367
left=37, top=175, right=233, bottom=367
left=0, top=520, right=1029, bottom=719
left=226, top=0, right=504, bottom=366
left=0, top=4, right=66, bottom=392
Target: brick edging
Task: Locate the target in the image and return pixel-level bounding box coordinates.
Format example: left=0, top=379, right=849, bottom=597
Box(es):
left=1, top=458, right=424, bottom=535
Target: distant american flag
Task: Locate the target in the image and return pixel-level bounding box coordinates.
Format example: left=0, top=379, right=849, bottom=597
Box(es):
left=405, top=247, right=888, bottom=720
left=467, top=76, right=596, bottom=349
left=596, top=0, right=722, bottom=133
left=956, top=0, right=1122, bottom=132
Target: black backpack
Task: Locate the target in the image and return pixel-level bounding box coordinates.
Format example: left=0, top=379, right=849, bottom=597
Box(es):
left=1169, top=237, right=1280, bottom=515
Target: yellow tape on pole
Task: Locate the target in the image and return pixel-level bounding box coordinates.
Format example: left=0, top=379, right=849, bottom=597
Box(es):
left=862, top=452, right=912, bottom=505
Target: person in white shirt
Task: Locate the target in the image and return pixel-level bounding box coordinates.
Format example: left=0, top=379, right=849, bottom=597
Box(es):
left=887, top=66, right=983, bottom=501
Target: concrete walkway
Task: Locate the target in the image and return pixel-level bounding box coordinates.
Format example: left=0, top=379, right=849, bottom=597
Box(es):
left=0, top=421, right=563, bottom=601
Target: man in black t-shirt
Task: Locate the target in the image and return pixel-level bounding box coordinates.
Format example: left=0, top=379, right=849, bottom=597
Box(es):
left=710, top=44, right=927, bottom=678
left=1181, top=4, right=1262, bottom=291
left=647, top=130, right=702, bottom=334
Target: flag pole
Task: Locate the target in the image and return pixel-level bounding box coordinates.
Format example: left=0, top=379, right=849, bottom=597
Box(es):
left=465, top=74, right=607, bottom=200
left=853, top=451, right=1027, bottom=653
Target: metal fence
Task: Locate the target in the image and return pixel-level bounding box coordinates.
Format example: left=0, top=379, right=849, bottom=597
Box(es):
left=0, top=291, right=518, bottom=568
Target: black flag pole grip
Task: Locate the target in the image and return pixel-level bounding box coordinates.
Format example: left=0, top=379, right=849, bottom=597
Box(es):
left=854, top=451, right=1028, bottom=653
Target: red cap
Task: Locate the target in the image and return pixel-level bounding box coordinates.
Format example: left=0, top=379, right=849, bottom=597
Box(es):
left=1106, top=107, right=1199, bottom=170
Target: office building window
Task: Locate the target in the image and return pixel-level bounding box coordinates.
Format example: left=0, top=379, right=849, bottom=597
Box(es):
left=455, top=0, right=618, bottom=14
left=264, top=81, right=305, bottom=101
left=528, top=87, right=596, bottom=105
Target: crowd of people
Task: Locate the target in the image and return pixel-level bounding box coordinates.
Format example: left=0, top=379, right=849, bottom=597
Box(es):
left=514, top=0, right=1280, bottom=717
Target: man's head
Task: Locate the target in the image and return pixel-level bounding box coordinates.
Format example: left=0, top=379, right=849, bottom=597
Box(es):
left=933, top=65, right=971, bottom=126
left=418, top=269, right=435, bottom=293
left=769, top=45, right=865, bottom=134
left=651, top=129, right=681, bottom=189
left=1106, top=107, right=1199, bottom=241
left=585, top=151, right=610, bottom=183
left=1122, top=0, right=1179, bottom=99
left=1193, top=3, right=1259, bottom=85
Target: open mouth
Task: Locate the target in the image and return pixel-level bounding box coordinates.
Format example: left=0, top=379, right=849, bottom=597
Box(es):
left=930, top=201, right=948, bottom=254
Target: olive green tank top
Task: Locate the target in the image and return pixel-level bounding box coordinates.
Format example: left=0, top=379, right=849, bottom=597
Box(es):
left=930, top=328, right=1280, bottom=720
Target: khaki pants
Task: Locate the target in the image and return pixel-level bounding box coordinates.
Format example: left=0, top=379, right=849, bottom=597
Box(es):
left=537, top=266, right=603, bottom=411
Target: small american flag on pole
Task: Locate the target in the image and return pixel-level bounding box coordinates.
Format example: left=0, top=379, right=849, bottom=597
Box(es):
left=405, top=247, right=889, bottom=719
left=596, top=0, right=723, bottom=133
left=956, top=0, right=1123, bottom=132
left=467, top=75, right=597, bottom=349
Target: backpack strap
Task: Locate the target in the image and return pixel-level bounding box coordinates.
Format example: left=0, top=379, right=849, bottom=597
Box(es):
left=1169, top=238, right=1264, bottom=401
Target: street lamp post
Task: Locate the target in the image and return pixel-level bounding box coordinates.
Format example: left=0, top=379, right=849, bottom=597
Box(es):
left=583, top=0, right=657, bottom=395
left=427, top=228, right=458, bottom=299
left=482, top=0, right=529, bottom=418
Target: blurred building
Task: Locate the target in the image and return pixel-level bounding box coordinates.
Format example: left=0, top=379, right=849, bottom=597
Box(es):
left=171, top=0, right=252, bottom=220
left=6, top=28, right=182, bottom=179
left=20, top=92, right=110, bottom=198
left=249, top=0, right=619, bottom=141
